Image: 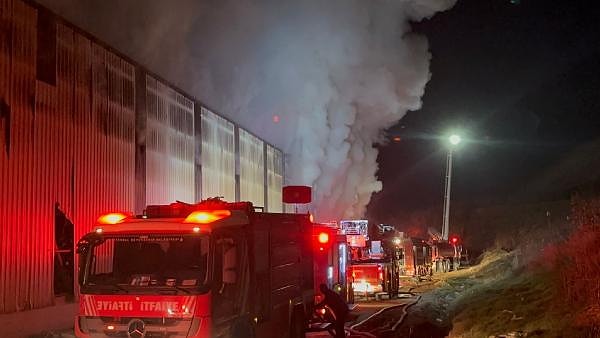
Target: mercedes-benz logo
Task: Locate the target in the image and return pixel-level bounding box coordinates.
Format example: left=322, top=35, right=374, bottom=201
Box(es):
left=127, top=319, right=146, bottom=338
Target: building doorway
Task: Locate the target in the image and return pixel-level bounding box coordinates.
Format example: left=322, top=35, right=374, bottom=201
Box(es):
left=54, top=203, right=74, bottom=300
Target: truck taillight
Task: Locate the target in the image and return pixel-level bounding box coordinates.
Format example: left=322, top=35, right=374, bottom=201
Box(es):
left=313, top=226, right=334, bottom=253
left=315, top=231, right=331, bottom=251
left=184, top=210, right=231, bottom=224
left=318, top=232, right=329, bottom=244
left=97, top=212, right=129, bottom=224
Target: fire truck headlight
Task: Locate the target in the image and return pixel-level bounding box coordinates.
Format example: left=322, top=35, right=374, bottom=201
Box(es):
left=78, top=316, right=90, bottom=334
left=334, top=284, right=342, bottom=293
left=352, top=280, right=372, bottom=293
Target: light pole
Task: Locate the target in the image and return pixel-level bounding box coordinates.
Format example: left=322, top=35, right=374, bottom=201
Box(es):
left=442, top=134, right=461, bottom=241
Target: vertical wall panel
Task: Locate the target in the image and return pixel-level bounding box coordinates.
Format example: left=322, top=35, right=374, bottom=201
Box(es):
left=267, top=145, right=284, bottom=212
left=72, top=40, right=136, bottom=277
left=200, top=107, right=235, bottom=202
left=0, top=1, right=45, bottom=312
left=56, top=25, right=136, bottom=296
left=239, top=128, right=264, bottom=207
left=54, top=24, right=80, bottom=303
left=34, top=80, right=67, bottom=313
left=145, top=76, right=194, bottom=205
left=134, top=68, right=146, bottom=214
left=0, top=0, right=13, bottom=314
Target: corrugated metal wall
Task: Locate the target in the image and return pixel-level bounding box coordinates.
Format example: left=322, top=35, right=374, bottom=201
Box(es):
left=239, top=128, right=264, bottom=207
left=200, top=107, right=236, bottom=202
left=145, top=75, right=195, bottom=205
left=266, top=144, right=284, bottom=212
left=0, top=4, right=137, bottom=313
left=56, top=23, right=137, bottom=280
left=0, top=0, right=51, bottom=313
left=0, top=0, right=284, bottom=314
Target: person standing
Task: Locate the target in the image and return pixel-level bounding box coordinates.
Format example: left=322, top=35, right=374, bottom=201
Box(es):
left=315, top=284, right=349, bottom=338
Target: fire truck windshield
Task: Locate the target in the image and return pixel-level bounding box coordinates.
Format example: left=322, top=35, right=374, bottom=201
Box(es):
left=79, top=234, right=210, bottom=294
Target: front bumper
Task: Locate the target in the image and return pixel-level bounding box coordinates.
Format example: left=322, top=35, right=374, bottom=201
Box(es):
left=75, top=315, right=209, bottom=338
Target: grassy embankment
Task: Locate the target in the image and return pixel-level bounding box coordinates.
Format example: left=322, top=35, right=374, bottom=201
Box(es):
left=418, top=195, right=600, bottom=337
left=444, top=249, right=582, bottom=337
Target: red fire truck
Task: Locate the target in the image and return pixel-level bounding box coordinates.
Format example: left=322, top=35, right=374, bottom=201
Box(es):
left=342, top=220, right=400, bottom=299
left=311, top=224, right=352, bottom=303
left=75, top=199, right=332, bottom=338
left=347, top=248, right=400, bottom=298
left=396, top=236, right=433, bottom=277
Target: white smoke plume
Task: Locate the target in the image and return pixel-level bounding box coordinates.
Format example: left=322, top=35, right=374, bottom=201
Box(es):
left=40, top=0, right=456, bottom=221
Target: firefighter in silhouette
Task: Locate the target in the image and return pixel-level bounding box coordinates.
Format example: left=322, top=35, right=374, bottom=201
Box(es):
left=316, top=283, right=349, bottom=338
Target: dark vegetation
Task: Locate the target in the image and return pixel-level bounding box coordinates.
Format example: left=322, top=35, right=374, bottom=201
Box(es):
left=545, top=194, right=600, bottom=334
left=449, top=192, right=600, bottom=336
left=394, top=190, right=600, bottom=337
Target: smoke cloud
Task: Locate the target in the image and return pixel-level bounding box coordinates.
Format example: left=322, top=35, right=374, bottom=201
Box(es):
left=39, top=0, right=456, bottom=221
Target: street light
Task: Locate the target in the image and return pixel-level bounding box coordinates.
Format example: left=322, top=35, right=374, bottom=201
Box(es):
left=442, top=134, right=461, bottom=240
left=449, top=134, right=461, bottom=146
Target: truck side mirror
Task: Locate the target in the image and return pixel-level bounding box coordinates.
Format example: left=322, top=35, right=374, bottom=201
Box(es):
left=76, top=243, right=87, bottom=254
left=222, top=246, right=237, bottom=284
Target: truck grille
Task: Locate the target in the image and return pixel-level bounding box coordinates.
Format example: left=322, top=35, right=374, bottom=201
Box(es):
left=81, top=316, right=193, bottom=337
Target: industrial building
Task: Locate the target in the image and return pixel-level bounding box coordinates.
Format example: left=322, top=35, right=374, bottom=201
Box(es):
left=0, top=0, right=284, bottom=323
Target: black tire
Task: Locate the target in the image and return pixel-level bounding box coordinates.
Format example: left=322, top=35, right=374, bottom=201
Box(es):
left=231, top=318, right=255, bottom=338
left=289, top=308, right=306, bottom=338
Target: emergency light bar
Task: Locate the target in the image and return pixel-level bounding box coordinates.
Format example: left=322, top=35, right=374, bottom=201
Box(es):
left=97, top=212, right=129, bottom=225
left=96, top=209, right=232, bottom=228
left=91, top=203, right=245, bottom=235
left=184, top=210, right=231, bottom=224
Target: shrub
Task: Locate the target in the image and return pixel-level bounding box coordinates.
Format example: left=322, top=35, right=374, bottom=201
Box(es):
left=554, top=195, right=600, bottom=334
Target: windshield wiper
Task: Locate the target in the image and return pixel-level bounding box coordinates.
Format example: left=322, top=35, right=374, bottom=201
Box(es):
left=105, top=284, right=129, bottom=293
left=168, top=285, right=191, bottom=294
left=86, top=283, right=129, bottom=294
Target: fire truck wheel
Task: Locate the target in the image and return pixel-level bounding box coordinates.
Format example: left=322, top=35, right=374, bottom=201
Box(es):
left=230, top=318, right=255, bottom=338
left=289, top=308, right=306, bottom=338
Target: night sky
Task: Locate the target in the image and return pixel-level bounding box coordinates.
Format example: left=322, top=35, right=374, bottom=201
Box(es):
left=368, top=0, right=600, bottom=225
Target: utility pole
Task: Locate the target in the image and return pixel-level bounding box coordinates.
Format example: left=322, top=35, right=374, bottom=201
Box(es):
left=442, top=149, right=453, bottom=240
left=441, top=134, right=461, bottom=241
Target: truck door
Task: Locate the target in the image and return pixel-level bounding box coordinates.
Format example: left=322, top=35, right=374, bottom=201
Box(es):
left=212, top=230, right=248, bottom=331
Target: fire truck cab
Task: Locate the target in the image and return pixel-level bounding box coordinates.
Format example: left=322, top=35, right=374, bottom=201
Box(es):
left=75, top=199, right=317, bottom=338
